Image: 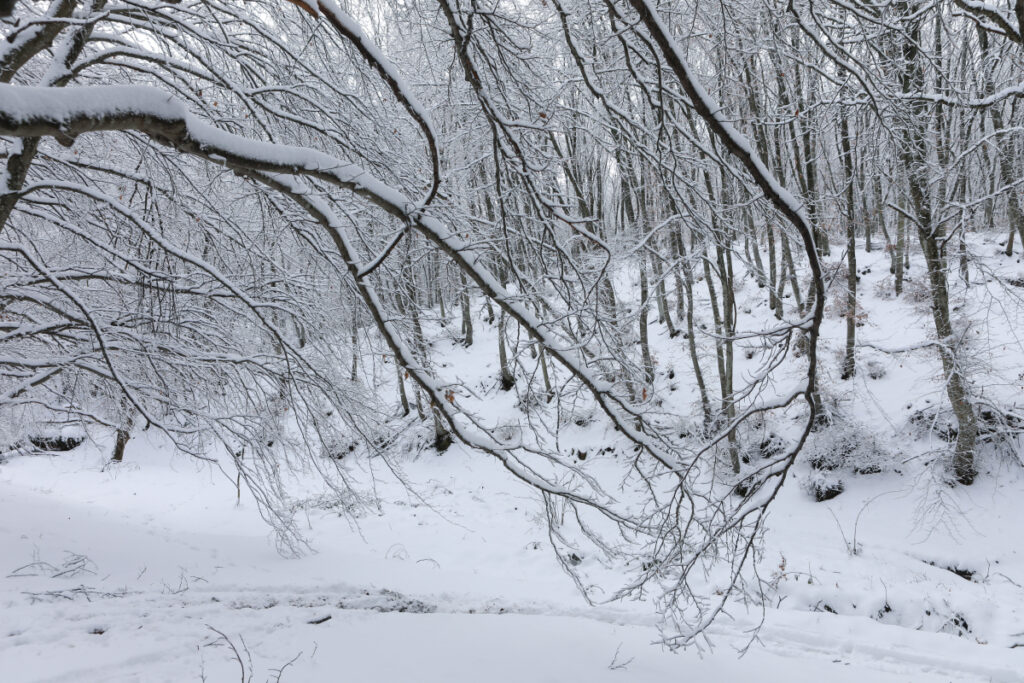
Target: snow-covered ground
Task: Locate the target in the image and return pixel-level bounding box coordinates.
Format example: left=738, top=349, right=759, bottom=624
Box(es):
left=2, top=237, right=1024, bottom=682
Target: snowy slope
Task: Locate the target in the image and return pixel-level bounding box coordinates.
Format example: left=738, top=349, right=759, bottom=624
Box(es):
left=4, top=440, right=1020, bottom=682
left=2, top=237, right=1024, bottom=682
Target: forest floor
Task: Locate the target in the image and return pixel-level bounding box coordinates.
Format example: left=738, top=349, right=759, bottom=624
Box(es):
left=2, top=236, right=1024, bottom=682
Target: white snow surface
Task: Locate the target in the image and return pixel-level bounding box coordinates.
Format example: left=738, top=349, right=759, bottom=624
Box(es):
left=2, top=239, right=1024, bottom=682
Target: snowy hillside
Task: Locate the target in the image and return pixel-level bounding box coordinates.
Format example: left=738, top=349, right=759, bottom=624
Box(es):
left=5, top=1, right=1024, bottom=680
left=2, top=239, right=1023, bottom=682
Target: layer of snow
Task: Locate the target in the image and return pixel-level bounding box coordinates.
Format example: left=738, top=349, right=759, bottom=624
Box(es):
left=2, top=237, right=1024, bottom=681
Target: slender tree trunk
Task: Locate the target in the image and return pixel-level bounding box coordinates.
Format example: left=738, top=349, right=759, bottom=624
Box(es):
left=538, top=345, right=552, bottom=400
left=899, top=2, right=976, bottom=484
left=716, top=240, right=739, bottom=472
left=396, top=364, right=410, bottom=417
left=350, top=324, right=359, bottom=382
left=498, top=308, right=514, bottom=390
left=460, top=271, right=473, bottom=346
left=895, top=201, right=906, bottom=296
left=767, top=223, right=780, bottom=315
left=840, top=107, right=858, bottom=379
left=746, top=214, right=767, bottom=288
left=639, top=255, right=655, bottom=386
left=780, top=231, right=803, bottom=311
left=678, top=226, right=713, bottom=427
left=861, top=152, right=873, bottom=253
left=650, top=249, right=677, bottom=336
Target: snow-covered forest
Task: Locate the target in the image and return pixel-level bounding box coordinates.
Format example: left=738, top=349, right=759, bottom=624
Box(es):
left=1, top=0, right=1023, bottom=680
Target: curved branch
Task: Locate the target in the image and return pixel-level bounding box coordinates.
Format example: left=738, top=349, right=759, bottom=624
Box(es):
left=282, top=0, right=441, bottom=208
left=0, top=80, right=680, bottom=490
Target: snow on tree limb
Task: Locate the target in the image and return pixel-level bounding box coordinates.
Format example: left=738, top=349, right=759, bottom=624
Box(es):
left=623, top=0, right=825, bottom=421
left=282, top=0, right=441, bottom=207
left=0, top=80, right=682, bottom=486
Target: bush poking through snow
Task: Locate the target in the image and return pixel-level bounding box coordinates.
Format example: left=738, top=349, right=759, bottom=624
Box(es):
left=873, top=276, right=897, bottom=299
left=942, top=613, right=972, bottom=638
left=559, top=405, right=595, bottom=428
left=804, top=412, right=889, bottom=475
left=742, top=433, right=787, bottom=464
left=865, top=359, right=887, bottom=380
left=733, top=477, right=756, bottom=498
left=806, top=473, right=845, bottom=502
left=28, top=435, right=85, bottom=452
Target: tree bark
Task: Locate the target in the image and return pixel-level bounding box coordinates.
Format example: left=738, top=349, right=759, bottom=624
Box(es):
left=898, top=2, right=977, bottom=484
left=839, top=107, right=858, bottom=379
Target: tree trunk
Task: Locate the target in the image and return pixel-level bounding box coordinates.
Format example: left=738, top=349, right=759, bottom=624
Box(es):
left=650, top=249, right=677, bottom=336
left=396, top=364, right=410, bottom=417
left=460, top=271, right=473, bottom=346
left=498, top=309, right=514, bottom=391
left=111, top=410, right=135, bottom=463
left=639, top=255, right=655, bottom=386
left=839, top=107, right=858, bottom=379
left=895, top=202, right=906, bottom=296
left=899, top=2, right=976, bottom=484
